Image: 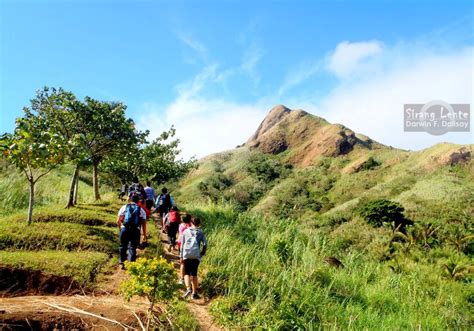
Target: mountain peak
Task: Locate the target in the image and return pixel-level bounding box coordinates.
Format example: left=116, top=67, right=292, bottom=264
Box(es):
left=246, top=105, right=292, bottom=143
left=245, top=105, right=382, bottom=165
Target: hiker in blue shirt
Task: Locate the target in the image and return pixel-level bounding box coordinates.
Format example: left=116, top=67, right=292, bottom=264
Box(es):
left=144, top=181, right=155, bottom=211
left=117, top=193, right=147, bottom=269
left=155, top=187, right=174, bottom=219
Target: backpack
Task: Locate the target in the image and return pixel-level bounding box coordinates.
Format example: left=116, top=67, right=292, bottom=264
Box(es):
left=123, top=204, right=141, bottom=229
left=157, top=193, right=171, bottom=209
left=169, top=210, right=180, bottom=223
left=182, top=228, right=202, bottom=259
left=128, top=183, right=141, bottom=197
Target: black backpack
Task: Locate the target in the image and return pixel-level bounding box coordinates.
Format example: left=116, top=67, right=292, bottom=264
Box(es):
left=158, top=193, right=171, bottom=210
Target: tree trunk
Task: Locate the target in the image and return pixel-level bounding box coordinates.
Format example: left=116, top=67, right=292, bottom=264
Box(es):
left=27, top=180, right=35, bottom=225
left=73, top=169, right=79, bottom=205
left=92, top=160, right=101, bottom=200
left=66, top=164, right=80, bottom=208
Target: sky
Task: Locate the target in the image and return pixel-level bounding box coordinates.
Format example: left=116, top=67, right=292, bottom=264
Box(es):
left=1, top=0, right=473, bottom=159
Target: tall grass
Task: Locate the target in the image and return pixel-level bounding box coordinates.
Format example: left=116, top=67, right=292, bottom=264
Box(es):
left=0, top=164, right=114, bottom=216
left=188, top=203, right=472, bottom=330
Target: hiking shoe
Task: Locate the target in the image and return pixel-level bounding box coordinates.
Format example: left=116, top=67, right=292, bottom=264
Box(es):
left=178, top=278, right=184, bottom=285
left=119, top=263, right=126, bottom=270
left=183, top=288, right=192, bottom=299
left=168, top=245, right=172, bottom=252
left=192, top=293, right=200, bottom=300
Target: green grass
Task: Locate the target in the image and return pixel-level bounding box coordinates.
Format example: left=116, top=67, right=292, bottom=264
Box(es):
left=186, top=202, right=472, bottom=330
left=0, top=219, right=118, bottom=253
left=0, top=250, right=110, bottom=284
left=0, top=164, right=116, bottom=216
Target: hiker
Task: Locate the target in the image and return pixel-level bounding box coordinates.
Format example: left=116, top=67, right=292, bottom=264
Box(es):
left=180, top=217, right=207, bottom=299
left=177, top=213, right=192, bottom=285
left=117, top=193, right=147, bottom=269
left=136, top=196, right=150, bottom=247
left=155, top=187, right=174, bottom=225
left=118, top=179, right=128, bottom=201
left=165, top=206, right=181, bottom=251
left=129, top=176, right=140, bottom=195
left=144, top=181, right=155, bottom=211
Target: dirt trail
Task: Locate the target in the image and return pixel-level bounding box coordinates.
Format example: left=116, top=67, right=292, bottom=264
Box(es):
left=155, top=215, right=222, bottom=331
left=0, top=294, right=147, bottom=330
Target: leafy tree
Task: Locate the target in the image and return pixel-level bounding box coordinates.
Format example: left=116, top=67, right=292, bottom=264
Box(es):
left=1, top=89, right=73, bottom=223
left=79, top=97, right=146, bottom=200
left=24, top=87, right=88, bottom=208
left=357, top=199, right=413, bottom=230
left=101, top=126, right=196, bottom=184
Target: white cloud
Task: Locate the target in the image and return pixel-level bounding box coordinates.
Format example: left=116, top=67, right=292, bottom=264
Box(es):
left=138, top=99, right=266, bottom=159
left=312, top=45, right=474, bottom=150
left=328, top=40, right=384, bottom=78
left=278, top=59, right=322, bottom=96
left=138, top=64, right=269, bottom=159
left=139, top=38, right=473, bottom=160
left=177, top=32, right=207, bottom=55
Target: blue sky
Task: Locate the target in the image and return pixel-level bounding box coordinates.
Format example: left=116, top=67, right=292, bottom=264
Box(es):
left=1, top=0, right=473, bottom=158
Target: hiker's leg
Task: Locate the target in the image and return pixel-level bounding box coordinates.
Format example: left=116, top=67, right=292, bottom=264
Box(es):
left=180, top=259, right=185, bottom=280
left=129, top=229, right=140, bottom=262
left=184, top=275, right=191, bottom=288
left=118, top=228, right=128, bottom=263
left=191, top=276, right=198, bottom=294
left=191, top=260, right=200, bottom=293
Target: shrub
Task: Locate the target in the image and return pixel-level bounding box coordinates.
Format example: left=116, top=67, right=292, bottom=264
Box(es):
left=246, top=153, right=292, bottom=182
left=357, top=199, right=412, bottom=229
left=271, top=238, right=292, bottom=265
left=198, top=173, right=233, bottom=202
left=120, top=257, right=178, bottom=303
left=360, top=157, right=381, bottom=171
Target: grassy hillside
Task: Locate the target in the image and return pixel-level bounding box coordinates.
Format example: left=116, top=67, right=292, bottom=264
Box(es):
left=187, top=203, right=472, bottom=329
left=0, top=165, right=161, bottom=293
left=173, top=107, right=473, bottom=329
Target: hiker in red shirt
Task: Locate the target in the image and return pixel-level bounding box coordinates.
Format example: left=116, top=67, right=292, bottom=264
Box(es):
left=165, top=206, right=181, bottom=252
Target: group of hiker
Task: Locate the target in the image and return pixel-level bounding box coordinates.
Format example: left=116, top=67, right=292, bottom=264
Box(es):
left=116, top=178, right=207, bottom=300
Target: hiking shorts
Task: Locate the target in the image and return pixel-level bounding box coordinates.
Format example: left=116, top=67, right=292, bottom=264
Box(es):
left=183, top=259, right=200, bottom=276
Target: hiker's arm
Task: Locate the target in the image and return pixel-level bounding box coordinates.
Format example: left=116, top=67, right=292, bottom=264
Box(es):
left=142, top=219, right=147, bottom=241
left=201, top=233, right=208, bottom=256
left=179, top=232, right=186, bottom=261
left=117, top=208, right=124, bottom=228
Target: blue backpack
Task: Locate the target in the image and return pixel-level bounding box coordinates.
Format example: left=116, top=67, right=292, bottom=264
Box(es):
left=123, top=204, right=141, bottom=229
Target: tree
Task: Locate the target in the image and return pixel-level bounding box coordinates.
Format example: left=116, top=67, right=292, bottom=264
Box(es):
left=357, top=199, right=413, bottom=230
left=25, top=87, right=88, bottom=208
left=1, top=89, right=72, bottom=223
left=79, top=97, right=145, bottom=200
left=101, top=126, right=196, bottom=184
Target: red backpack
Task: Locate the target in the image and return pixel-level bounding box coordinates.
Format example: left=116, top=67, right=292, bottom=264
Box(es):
left=168, top=210, right=181, bottom=223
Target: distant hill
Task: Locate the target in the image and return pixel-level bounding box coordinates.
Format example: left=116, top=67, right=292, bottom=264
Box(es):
left=175, top=104, right=473, bottom=220
left=245, top=104, right=385, bottom=166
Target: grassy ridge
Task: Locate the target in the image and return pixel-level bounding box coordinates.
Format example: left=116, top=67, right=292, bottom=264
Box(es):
left=0, top=165, right=163, bottom=289
left=189, top=203, right=472, bottom=329
left=0, top=250, right=110, bottom=284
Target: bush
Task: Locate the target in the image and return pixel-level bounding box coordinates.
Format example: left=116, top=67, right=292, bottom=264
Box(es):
left=198, top=173, right=233, bottom=202
left=246, top=153, right=292, bottom=182
left=357, top=199, right=412, bottom=228
left=360, top=157, right=381, bottom=171
left=120, top=257, right=178, bottom=303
